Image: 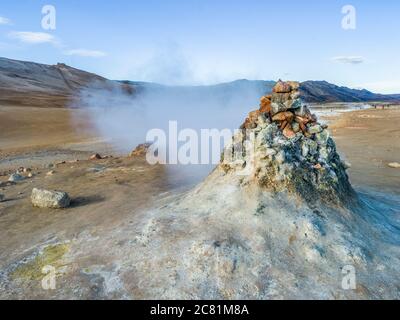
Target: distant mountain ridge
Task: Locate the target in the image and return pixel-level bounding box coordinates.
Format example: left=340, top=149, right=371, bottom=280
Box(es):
left=300, top=80, right=397, bottom=103
left=0, top=56, right=398, bottom=108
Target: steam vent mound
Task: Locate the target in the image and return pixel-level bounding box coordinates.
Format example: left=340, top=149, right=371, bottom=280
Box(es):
left=129, top=81, right=400, bottom=299
left=221, top=80, right=356, bottom=206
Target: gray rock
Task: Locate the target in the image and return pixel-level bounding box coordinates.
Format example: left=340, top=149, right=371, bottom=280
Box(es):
left=302, top=139, right=318, bottom=157
left=292, top=122, right=300, bottom=133
left=8, top=173, right=25, bottom=182
left=287, top=98, right=302, bottom=109
left=301, top=143, right=309, bottom=157
left=270, top=102, right=287, bottom=115
left=315, top=130, right=330, bottom=145
left=271, top=92, right=291, bottom=104
left=257, top=123, right=279, bottom=146
left=0, top=194, right=5, bottom=202
left=308, top=124, right=323, bottom=134
left=31, top=188, right=71, bottom=209
left=319, top=146, right=330, bottom=161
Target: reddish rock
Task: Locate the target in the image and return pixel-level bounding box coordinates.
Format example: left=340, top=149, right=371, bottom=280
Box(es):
left=282, top=124, right=296, bottom=138
left=272, top=111, right=294, bottom=122
left=295, top=115, right=309, bottom=124
left=259, top=96, right=272, bottom=114
left=272, top=80, right=292, bottom=93
left=313, top=163, right=322, bottom=169
left=280, top=120, right=288, bottom=130
left=129, top=143, right=152, bottom=157
left=241, top=110, right=261, bottom=129
left=287, top=81, right=300, bottom=90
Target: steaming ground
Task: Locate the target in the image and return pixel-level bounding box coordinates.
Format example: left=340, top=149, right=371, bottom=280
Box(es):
left=70, top=81, right=272, bottom=152
left=0, top=105, right=400, bottom=299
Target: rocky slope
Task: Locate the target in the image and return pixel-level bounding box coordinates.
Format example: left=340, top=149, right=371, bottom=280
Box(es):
left=122, top=81, right=400, bottom=299
left=0, top=57, right=133, bottom=107
left=300, top=80, right=397, bottom=103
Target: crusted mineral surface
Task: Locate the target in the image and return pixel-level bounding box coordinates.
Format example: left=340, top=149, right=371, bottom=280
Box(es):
left=222, top=80, right=356, bottom=206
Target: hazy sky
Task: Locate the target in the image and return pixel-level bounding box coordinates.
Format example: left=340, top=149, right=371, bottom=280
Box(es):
left=0, top=0, right=399, bottom=93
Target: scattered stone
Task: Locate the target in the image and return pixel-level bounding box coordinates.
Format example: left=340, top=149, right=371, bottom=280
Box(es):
left=8, top=173, right=25, bottom=182
left=388, top=162, right=400, bottom=168
left=89, top=153, right=102, bottom=160
left=46, top=170, right=55, bottom=176
left=0, top=194, right=5, bottom=202
left=129, top=143, right=152, bottom=157
left=17, top=167, right=25, bottom=173
left=31, top=188, right=71, bottom=209
left=28, top=173, right=33, bottom=178
left=23, top=167, right=32, bottom=173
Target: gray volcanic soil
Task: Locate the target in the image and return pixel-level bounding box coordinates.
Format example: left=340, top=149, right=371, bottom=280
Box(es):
left=1, top=84, right=400, bottom=299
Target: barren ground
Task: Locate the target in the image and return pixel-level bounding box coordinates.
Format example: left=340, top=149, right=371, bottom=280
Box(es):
left=0, top=104, right=399, bottom=298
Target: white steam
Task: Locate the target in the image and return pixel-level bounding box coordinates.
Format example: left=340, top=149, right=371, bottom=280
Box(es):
left=73, top=80, right=272, bottom=151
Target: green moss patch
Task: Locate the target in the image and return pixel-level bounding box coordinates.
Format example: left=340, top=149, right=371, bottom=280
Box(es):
left=11, top=244, right=69, bottom=280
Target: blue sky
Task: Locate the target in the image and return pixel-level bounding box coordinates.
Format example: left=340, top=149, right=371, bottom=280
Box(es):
left=0, top=0, right=399, bottom=92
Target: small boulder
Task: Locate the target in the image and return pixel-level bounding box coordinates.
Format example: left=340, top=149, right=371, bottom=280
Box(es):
left=129, top=143, right=153, bottom=157
left=31, top=188, right=71, bottom=209
left=8, top=173, right=25, bottom=182
left=282, top=124, right=296, bottom=139
left=292, top=122, right=300, bottom=133
left=273, top=80, right=292, bottom=93
left=315, top=130, right=330, bottom=145
left=0, top=194, right=5, bottom=202
left=89, top=153, right=102, bottom=160
left=388, top=162, right=400, bottom=168
left=259, top=96, right=272, bottom=114
left=270, top=102, right=288, bottom=115
left=308, top=124, right=323, bottom=134
left=272, top=111, right=294, bottom=122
